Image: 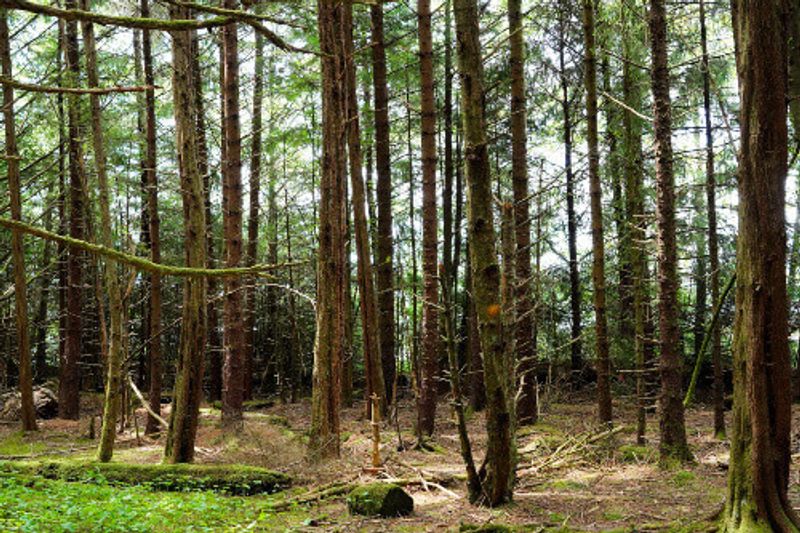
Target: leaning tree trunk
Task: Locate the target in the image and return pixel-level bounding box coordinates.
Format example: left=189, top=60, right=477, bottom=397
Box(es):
left=0, top=8, right=36, bottom=432
left=581, top=0, right=612, bottom=425
left=417, top=0, right=439, bottom=438
left=310, top=0, right=347, bottom=461
left=164, top=5, right=207, bottom=464
left=80, top=0, right=124, bottom=462
left=140, top=0, right=162, bottom=437
left=508, top=0, right=536, bottom=426
left=220, top=0, right=244, bottom=428
left=649, top=0, right=690, bottom=462
left=370, top=3, right=396, bottom=403
left=343, top=3, right=386, bottom=417
left=59, top=0, right=85, bottom=421
left=454, top=0, right=516, bottom=506
left=723, top=0, right=799, bottom=530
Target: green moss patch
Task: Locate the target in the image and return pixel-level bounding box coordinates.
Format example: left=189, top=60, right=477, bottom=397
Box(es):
left=0, top=460, right=290, bottom=495
left=346, top=483, right=414, bottom=517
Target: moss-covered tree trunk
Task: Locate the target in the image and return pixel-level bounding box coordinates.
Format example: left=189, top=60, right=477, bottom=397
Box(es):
left=343, top=3, right=386, bottom=418
left=417, top=0, right=439, bottom=438
left=164, top=4, right=207, bottom=464
left=369, top=2, right=396, bottom=406
left=309, top=0, right=347, bottom=461
left=0, top=8, right=36, bottom=432
left=649, top=0, right=689, bottom=462
left=80, top=0, right=124, bottom=461
left=723, top=0, right=799, bottom=530
left=508, top=0, right=536, bottom=426
left=454, top=0, right=515, bottom=506
left=581, top=0, right=612, bottom=425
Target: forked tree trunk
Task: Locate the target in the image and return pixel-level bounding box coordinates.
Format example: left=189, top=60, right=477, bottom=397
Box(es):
left=220, top=0, right=244, bottom=428
left=343, top=4, right=386, bottom=417
left=370, top=3, right=396, bottom=403
left=581, top=0, right=612, bottom=425
left=649, top=0, right=690, bottom=462
left=454, top=0, right=515, bottom=506
left=164, top=5, right=207, bottom=463
left=310, top=0, right=347, bottom=461
left=80, top=0, right=124, bottom=461
left=723, top=0, right=799, bottom=530
left=508, top=0, right=536, bottom=426
left=0, top=8, right=36, bottom=432
left=417, top=0, right=439, bottom=438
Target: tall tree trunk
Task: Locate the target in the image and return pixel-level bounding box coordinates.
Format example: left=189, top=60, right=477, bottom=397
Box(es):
left=559, top=6, right=582, bottom=385
left=59, top=0, right=85, bottom=420
left=509, top=0, right=536, bottom=425
left=344, top=4, right=386, bottom=417
left=0, top=8, right=36, bottom=432
left=80, top=0, right=124, bottom=461
left=140, top=0, right=162, bottom=436
left=724, top=0, right=798, bottom=529
left=370, top=2, right=395, bottom=403
left=33, top=207, right=52, bottom=383
left=417, top=0, right=439, bottom=438
left=220, top=0, right=244, bottom=428
left=164, top=5, right=207, bottom=463
left=244, top=13, right=264, bottom=404
left=581, top=0, right=612, bottom=424
left=649, top=0, right=690, bottom=462
left=703, top=0, right=726, bottom=439
left=310, top=0, right=347, bottom=461
left=454, top=0, right=516, bottom=506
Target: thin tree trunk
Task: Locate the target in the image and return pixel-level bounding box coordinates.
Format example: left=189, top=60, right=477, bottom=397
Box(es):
left=310, top=0, right=347, bottom=461
left=81, top=0, right=124, bottom=461
left=649, top=0, right=690, bottom=462
left=581, top=0, right=612, bottom=424
left=164, top=5, right=207, bottom=463
left=417, top=0, right=439, bottom=438
left=454, top=0, right=515, bottom=506
left=140, top=0, right=162, bottom=436
left=724, top=0, right=798, bottom=529
left=0, top=8, right=36, bottom=432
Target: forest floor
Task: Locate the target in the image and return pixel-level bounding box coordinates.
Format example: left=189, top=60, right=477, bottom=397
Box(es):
left=1, top=387, right=796, bottom=532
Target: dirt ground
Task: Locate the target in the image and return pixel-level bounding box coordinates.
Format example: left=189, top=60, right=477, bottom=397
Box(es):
left=3, top=388, right=795, bottom=532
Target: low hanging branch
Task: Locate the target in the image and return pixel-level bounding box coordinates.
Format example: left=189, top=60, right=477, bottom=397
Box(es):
left=128, top=376, right=168, bottom=429
left=683, top=272, right=736, bottom=407
left=0, top=76, right=157, bottom=94
left=0, top=0, right=314, bottom=54
left=0, top=217, right=304, bottom=278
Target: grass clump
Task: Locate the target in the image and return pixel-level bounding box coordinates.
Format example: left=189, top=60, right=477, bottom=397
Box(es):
left=0, top=432, right=47, bottom=456
left=618, top=444, right=655, bottom=463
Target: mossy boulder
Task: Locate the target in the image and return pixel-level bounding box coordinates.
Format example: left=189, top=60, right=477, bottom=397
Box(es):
left=347, top=482, right=413, bottom=517
left=0, top=460, right=290, bottom=495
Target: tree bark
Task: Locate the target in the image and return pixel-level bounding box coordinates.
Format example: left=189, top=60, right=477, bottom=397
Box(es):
left=649, top=0, right=690, bottom=462
left=0, top=8, right=36, bottom=432
left=220, top=0, right=244, bottom=428
left=454, top=0, right=515, bottom=506
left=370, top=3, right=395, bottom=404
left=581, top=0, right=612, bottom=425
left=417, top=0, right=439, bottom=438
left=723, top=0, right=799, bottom=529
left=164, top=4, right=207, bottom=463
left=59, top=0, right=85, bottom=420
left=310, top=0, right=347, bottom=461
